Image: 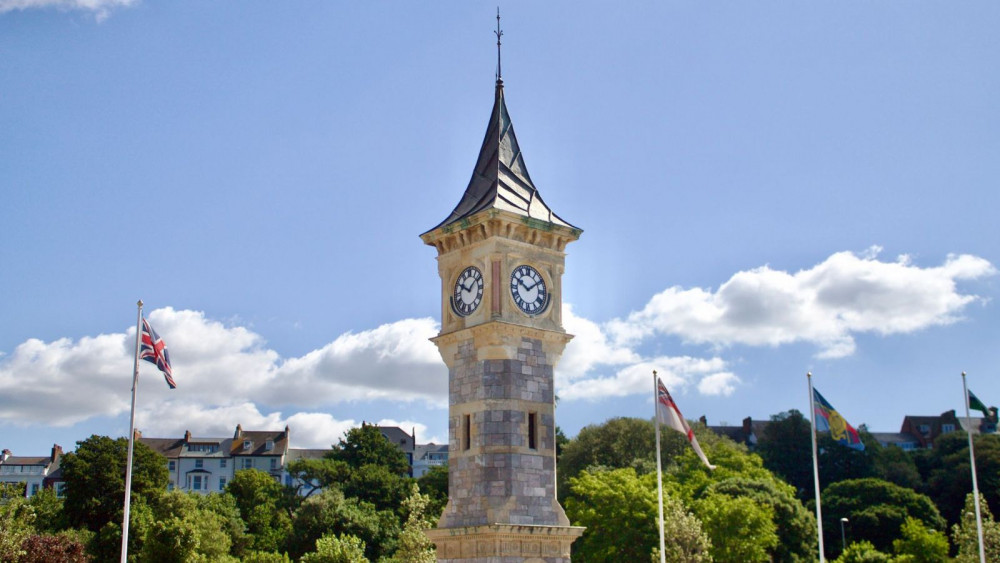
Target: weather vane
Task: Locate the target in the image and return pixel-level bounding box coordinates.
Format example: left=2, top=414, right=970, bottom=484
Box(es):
left=495, top=7, right=503, bottom=82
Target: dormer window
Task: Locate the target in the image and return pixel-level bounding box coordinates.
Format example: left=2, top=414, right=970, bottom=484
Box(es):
left=265, top=439, right=274, bottom=451
left=243, top=440, right=252, bottom=451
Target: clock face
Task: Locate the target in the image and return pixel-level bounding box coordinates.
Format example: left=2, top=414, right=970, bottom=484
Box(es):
left=452, top=266, right=484, bottom=317
left=510, top=265, right=549, bottom=315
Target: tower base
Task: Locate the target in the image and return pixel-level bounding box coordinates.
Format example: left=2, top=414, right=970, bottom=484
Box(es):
left=426, top=523, right=584, bottom=562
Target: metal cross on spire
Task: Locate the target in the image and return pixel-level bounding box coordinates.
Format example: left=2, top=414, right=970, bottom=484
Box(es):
left=495, top=7, right=503, bottom=83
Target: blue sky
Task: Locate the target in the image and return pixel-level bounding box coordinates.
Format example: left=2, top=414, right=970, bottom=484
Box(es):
left=1, top=1, right=998, bottom=454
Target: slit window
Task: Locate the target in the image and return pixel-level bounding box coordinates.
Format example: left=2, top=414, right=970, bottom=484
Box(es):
left=528, top=412, right=537, bottom=450
left=463, top=414, right=471, bottom=451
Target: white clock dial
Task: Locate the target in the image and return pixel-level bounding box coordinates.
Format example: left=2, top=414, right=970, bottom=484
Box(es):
left=510, top=265, right=549, bottom=315
left=452, top=266, right=484, bottom=317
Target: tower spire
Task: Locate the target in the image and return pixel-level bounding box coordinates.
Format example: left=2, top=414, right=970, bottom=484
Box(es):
left=495, top=8, right=503, bottom=84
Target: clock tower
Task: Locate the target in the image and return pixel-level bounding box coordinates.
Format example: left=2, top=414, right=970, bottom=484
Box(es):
left=421, top=71, right=584, bottom=561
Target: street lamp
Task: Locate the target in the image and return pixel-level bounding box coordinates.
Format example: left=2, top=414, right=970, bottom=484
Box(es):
left=840, top=518, right=849, bottom=552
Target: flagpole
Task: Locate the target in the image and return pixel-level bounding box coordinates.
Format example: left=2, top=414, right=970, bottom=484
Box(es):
left=121, top=300, right=143, bottom=563
left=808, top=372, right=825, bottom=562
left=961, top=372, right=986, bottom=563
left=653, top=370, right=667, bottom=563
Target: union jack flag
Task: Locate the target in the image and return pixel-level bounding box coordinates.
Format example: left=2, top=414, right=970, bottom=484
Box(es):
left=140, top=318, right=175, bottom=389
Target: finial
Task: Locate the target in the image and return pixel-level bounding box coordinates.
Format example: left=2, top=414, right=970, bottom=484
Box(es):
left=495, top=7, right=503, bottom=84
left=137, top=299, right=143, bottom=308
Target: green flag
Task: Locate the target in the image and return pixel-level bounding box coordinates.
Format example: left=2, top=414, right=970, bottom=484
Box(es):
left=968, top=389, right=990, bottom=417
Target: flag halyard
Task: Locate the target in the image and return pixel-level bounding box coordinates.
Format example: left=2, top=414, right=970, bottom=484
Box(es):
left=140, top=318, right=175, bottom=389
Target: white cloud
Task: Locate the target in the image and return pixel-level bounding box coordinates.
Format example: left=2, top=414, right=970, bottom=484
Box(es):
left=607, top=248, right=995, bottom=358
left=0, top=248, right=991, bottom=436
left=0, top=0, right=136, bottom=20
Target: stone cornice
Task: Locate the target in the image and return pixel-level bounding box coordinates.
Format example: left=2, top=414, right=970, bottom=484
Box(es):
left=421, top=209, right=581, bottom=256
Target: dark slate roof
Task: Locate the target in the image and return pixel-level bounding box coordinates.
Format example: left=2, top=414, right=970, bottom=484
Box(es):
left=3, top=456, right=50, bottom=466
left=426, top=79, right=576, bottom=233
left=139, top=437, right=184, bottom=458
left=286, top=449, right=329, bottom=462
left=232, top=429, right=288, bottom=456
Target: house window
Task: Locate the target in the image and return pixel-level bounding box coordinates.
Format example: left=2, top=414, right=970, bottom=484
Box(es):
left=30, top=483, right=39, bottom=496
left=192, top=475, right=203, bottom=490
left=195, top=459, right=203, bottom=469
left=220, top=459, right=227, bottom=468
left=942, top=424, right=956, bottom=433
left=167, top=483, right=174, bottom=491
left=265, top=439, right=274, bottom=451
left=219, top=478, right=226, bottom=491
left=242, top=458, right=253, bottom=469
left=168, top=460, right=176, bottom=471
left=528, top=412, right=538, bottom=450
left=243, top=440, right=252, bottom=450
left=56, top=483, right=66, bottom=497
left=918, top=424, right=931, bottom=434
left=270, top=458, right=278, bottom=471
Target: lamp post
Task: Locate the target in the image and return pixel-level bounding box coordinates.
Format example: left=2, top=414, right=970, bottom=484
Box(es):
left=840, top=518, right=849, bottom=553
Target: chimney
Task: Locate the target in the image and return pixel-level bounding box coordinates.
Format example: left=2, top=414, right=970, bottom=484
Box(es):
left=234, top=424, right=243, bottom=439
left=743, top=417, right=752, bottom=436
left=50, top=444, right=63, bottom=462
left=133, top=429, right=142, bottom=440
left=184, top=430, right=192, bottom=443
left=699, top=415, right=707, bottom=426
left=412, top=426, right=416, bottom=446
left=2, top=449, right=10, bottom=461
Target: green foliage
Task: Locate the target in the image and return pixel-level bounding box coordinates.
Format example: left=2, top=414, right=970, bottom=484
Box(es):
left=0, top=482, right=36, bottom=562
left=385, top=483, right=436, bottom=563
left=694, top=492, right=778, bottom=562
left=301, top=533, right=369, bottom=563
left=565, top=468, right=659, bottom=561
left=287, top=487, right=394, bottom=562
left=341, top=463, right=412, bottom=516
left=951, top=493, right=1000, bottom=563
left=874, top=445, right=922, bottom=491
left=194, top=491, right=250, bottom=557
left=641, top=472, right=711, bottom=563
left=709, top=477, right=817, bottom=562
left=26, top=486, right=67, bottom=533
left=60, top=435, right=168, bottom=533
left=928, top=433, right=1000, bottom=526
left=415, top=464, right=447, bottom=520
left=140, top=491, right=237, bottom=562
left=329, top=425, right=411, bottom=477
left=285, top=458, right=351, bottom=499
left=822, top=478, right=945, bottom=555
left=891, top=517, right=949, bottom=563
left=756, top=410, right=814, bottom=498
left=558, top=417, right=659, bottom=496
left=832, top=541, right=891, bottom=563
left=227, top=469, right=293, bottom=554
left=241, top=550, right=293, bottom=562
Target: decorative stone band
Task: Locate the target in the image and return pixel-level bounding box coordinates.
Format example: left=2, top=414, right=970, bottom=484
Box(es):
left=425, top=523, right=585, bottom=562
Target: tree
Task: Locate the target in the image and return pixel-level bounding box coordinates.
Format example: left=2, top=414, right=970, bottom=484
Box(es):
left=415, top=464, right=447, bottom=520
left=385, top=483, right=436, bottom=563
left=832, top=541, right=891, bottom=563
left=928, top=432, right=1000, bottom=526
left=19, top=533, right=90, bottom=563
left=285, top=458, right=351, bottom=499
left=951, top=492, right=1000, bottom=563
left=26, top=487, right=67, bottom=534
left=822, top=478, right=945, bottom=555
left=60, top=434, right=168, bottom=533
left=693, top=492, right=778, bottom=562
left=565, top=468, right=659, bottom=561
left=0, top=482, right=35, bottom=562
left=228, top=468, right=293, bottom=553
left=301, top=533, right=369, bottom=563
left=756, top=410, right=814, bottom=498
left=287, top=487, right=394, bottom=562
left=709, top=477, right=816, bottom=562
left=891, top=516, right=949, bottom=563
left=330, top=425, right=410, bottom=477
left=140, top=491, right=237, bottom=562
